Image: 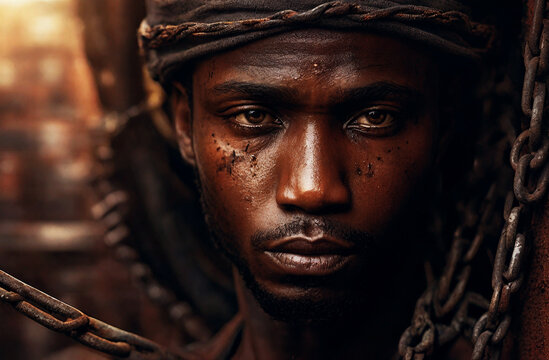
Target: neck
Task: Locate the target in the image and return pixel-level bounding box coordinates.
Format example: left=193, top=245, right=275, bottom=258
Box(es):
left=231, top=255, right=423, bottom=360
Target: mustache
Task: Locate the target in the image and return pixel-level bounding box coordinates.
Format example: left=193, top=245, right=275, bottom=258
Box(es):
left=251, top=217, right=374, bottom=250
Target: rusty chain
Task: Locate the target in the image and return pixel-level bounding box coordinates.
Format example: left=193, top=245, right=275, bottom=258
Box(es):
left=399, top=0, right=549, bottom=359
left=399, top=179, right=501, bottom=360
left=92, top=105, right=214, bottom=342
left=139, top=1, right=495, bottom=55
left=0, top=269, right=182, bottom=360
left=471, top=0, right=549, bottom=358
left=0, top=104, right=208, bottom=360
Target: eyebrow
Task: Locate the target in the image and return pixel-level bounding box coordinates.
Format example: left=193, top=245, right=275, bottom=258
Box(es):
left=340, top=82, right=420, bottom=102
left=211, top=80, right=421, bottom=109
left=213, top=81, right=298, bottom=104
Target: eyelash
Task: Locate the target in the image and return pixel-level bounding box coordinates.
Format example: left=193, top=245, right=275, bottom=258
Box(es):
left=221, top=104, right=406, bottom=137
left=343, top=106, right=403, bottom=136
left=222, top=107, right=284, bottom=135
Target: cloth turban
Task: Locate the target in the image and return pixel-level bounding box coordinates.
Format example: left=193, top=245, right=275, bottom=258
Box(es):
left=139, top=0, right=494, bottom=84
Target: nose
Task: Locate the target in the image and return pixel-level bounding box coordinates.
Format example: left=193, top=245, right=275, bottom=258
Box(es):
left=276, top=121, right=351, bottom=214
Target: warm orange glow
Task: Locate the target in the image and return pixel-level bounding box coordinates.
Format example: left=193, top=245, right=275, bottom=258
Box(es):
left=0, top=0, right=68, bottom=5
left=0, top=0, right=101, bottom=216
left=0, top=0, right=100, bottom=116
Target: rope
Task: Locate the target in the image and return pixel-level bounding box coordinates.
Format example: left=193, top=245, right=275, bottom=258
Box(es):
left=140, top=1, right=494, bottom=54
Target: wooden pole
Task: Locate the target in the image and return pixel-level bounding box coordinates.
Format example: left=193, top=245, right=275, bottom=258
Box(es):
left=76, top=0, right=147, bottom=112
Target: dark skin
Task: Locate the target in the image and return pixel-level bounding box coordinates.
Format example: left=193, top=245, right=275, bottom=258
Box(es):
left=174, top=30, right=446, bottom=359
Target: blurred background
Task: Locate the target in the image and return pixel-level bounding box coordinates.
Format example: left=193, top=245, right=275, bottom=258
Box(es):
left=0, top=0, right=235, bottom=359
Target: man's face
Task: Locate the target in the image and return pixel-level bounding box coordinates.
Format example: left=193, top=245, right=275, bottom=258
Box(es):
left=176, top=30, right=440, bottom=318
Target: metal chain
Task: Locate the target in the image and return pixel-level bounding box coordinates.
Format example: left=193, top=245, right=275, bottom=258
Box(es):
left=399, top=178, right=501, bottom=360
left=139, top=1, right=495, bottom=54
left=472, top=0, right=549, bottom=358
left=0, top=269, right=182, bottom=360
left=0, top=101, right=210, bottom=360
left=92, top=105, right=214, bottom=342
left=397, top=34, right=517, bottom=359
left=399, top=0, right=549, bottom=358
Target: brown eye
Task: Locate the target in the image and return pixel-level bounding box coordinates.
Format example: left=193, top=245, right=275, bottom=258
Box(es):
left=356, top=109, right=394, bottom=127
left=345, top=107, right=400, bottom=136
left=364, top=110, right=389, bottom=125
left=234, top=110, right=277, bottom=125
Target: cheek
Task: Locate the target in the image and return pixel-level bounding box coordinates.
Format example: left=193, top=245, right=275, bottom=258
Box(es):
left=193, top=121, right=276, bottom=239
left=349, top=117, right=436, bottom=231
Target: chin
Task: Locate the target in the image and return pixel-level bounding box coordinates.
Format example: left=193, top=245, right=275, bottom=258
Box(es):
left=238, top=260, right=364, bottom=322
left=254, top=281, right=362, bottom=323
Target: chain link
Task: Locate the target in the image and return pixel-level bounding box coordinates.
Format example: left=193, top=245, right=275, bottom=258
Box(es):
left=399, top=1, right=549, bottom=358
left=0, top=104, right=208, bottom=360
left=0, top=270, right=182, bottom=359
left=471, top=1, right=549, bottom=358
left=139, top=1, right=494, bottom=53
left=399, top=180, right=500, bottom=359
left=91, top=106, right=214, bottom=342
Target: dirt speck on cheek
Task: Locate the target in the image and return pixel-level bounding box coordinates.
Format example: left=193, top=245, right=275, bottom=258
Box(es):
left=366, top=163, right=374, bottom=177
left=249, top=154, right=259, bottom=177
left=216, top=149, right=247, bottom=176
left=216, top=154, right=227, bottom=173
left=356, top=163, right=374, bottom=177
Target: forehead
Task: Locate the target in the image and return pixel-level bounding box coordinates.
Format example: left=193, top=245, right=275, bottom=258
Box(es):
left=192, top=29, right=437, bottom=91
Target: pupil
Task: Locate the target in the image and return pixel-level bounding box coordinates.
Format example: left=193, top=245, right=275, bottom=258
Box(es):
left=248, top=110, right=261, bottom=119
left=368, top=110, right=385, bottom=124
left=245, top=110, right=265, bottom=124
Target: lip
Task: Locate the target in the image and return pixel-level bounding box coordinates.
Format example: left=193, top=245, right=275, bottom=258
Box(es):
left=260, top=236, right=356, bottom=276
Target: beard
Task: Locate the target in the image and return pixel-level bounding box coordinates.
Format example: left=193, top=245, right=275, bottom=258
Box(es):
left=198, top=192, right=387, bottom=323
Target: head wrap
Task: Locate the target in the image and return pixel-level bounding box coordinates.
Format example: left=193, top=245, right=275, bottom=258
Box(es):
left=139, top=0, right=494, bottom=84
